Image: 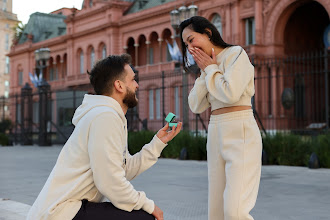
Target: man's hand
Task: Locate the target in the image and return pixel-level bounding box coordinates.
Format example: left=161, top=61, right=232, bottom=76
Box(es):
left=156, top=122, right=182, bottom=144
left=152, top=204, right=164, bottom=220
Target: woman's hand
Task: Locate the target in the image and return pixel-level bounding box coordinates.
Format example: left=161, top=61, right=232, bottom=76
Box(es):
left=189, top=47, right=217, bottom=71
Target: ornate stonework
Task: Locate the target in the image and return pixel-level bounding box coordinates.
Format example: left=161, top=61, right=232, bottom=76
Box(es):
left=242, top=0, right=254, bottom=9
left=263, top=0, right=277, bottom=15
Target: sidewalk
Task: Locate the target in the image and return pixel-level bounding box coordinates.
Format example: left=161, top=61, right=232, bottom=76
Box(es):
left=1, top=145, right=330, bottom=220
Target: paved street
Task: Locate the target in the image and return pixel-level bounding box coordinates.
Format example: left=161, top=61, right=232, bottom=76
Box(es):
left=1, top=145, right=330, bottom=219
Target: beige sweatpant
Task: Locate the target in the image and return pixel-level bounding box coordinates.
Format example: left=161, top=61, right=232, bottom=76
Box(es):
left=207, top=109, right=262, bottom=220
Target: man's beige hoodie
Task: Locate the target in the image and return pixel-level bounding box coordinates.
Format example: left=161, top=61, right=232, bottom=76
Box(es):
left=27, top=94, right=167, bottom=220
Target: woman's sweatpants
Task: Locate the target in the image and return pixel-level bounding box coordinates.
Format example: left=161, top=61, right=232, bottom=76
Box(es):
left=207, top=109, right=262, bottom=220
left=72, top=199, right=154, bottom=220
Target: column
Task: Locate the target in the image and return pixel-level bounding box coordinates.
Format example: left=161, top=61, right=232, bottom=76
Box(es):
left=255, top=0, right=263, bottom=45
left=158, top=38, right=163, bottom=63
left=233, top=2, right=240, bottom=45
left=134, top=43, right=139, bottom=67
left=123, top=46, right=128, bottom=54
left=146, top=41, right=150, bottom=65
left=225, top=4, right=231, bottom=42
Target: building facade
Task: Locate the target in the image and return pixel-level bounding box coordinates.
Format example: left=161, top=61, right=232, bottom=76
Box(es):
left=0, top=0, right=18, bottom=119
left=7, top=0, right=330, bottom=143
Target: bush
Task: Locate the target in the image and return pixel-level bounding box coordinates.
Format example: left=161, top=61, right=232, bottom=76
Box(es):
left=262, top=133, right=313, bottom=166
left=0, top=133, right=9, bottom=146
left=128, top=130, right=155, bottom=154
left=127, top=130, right=330, bottom=167
left=128, top=131, right=207, bottom=160
left=314, top=133, right=330, bottom=168
left=0, top=119, right=12, bottom=133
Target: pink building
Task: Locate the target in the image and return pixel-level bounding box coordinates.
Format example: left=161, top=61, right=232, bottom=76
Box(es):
left=7, top=0, right=330, bottom=142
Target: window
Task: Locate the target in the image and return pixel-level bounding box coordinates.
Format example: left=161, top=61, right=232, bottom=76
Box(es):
left=49, top=68, right=54, bottom=81
left=4, top=80, right=9, bottom=89
left=149, top=47, right=154, bottom=64
left=166, top=44, right=172, bottom=61
left=55, top=66, right=58, bottom=80
left=156, top=89, right=161, bottom=119
left=4, top=105, right=8, bottom=111
left=245, top=17, right=255, bottom=45
left=149, top=90, right=154, bottom=119
left=2, top=0, right=6, bottom=11
left=17, top=104, right=21, bottom=123
left=102, top=46, right=107, bottom=59
left=5, top=56, right=9, bottom=74
left=174, top=86, right=180, bottom=118
left=80, top=51, right=84, bottom=74
left=18, top=71, right=23, bottom=85
left=5, top=24, right=9, bottom=29
left=212, top=14, right=222, bottom=36
left=4, top=80, right=9, bottom=97
left=89, top=0, right=93, bottom=7
left=5, top=34, right=9, bottom=50
left=90, top=48, right=95, bottom=68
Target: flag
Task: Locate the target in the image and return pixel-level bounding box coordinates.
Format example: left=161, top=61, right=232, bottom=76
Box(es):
left=187, top=51, right=195, bottom=66
left=172, top=40, right=182, bottom=61
left=29, top=72, right=37, bottom=87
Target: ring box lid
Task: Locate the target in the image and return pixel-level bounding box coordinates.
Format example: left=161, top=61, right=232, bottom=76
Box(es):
left=165, top=112, right=176, bottom=123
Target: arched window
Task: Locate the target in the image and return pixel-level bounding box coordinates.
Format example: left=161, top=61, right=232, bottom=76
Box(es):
left=102, top=45, right=107, bottom=59
left=80, top=51, right=84, bottom=74
left=212, top=14, right=222, bottom=36
left=90, top=48, right=95, bottom=68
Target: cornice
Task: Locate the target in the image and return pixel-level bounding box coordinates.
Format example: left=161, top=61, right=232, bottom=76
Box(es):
left=65, top=1, right=131, bottom=23
left=120, top=0, right=182, bottom=25
left=9, top=21, right=121, bottom=56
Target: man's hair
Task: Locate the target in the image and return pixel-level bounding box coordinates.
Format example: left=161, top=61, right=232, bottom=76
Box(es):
left=87, top=54, right=132, bottom=95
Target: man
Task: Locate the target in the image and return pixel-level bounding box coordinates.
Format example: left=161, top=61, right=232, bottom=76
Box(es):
left=27, top=54, right=182, bottom=220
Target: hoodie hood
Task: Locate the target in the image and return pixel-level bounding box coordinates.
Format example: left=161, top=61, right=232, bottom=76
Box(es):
left=72, top=94, right=126, bottom=126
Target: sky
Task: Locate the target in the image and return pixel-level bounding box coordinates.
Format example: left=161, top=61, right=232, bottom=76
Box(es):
left=13, top=0, right=83, bottom=25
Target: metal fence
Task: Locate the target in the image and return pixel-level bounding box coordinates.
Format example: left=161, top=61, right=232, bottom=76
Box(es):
left=252, top=48, right=329, bottom=135
left=0, top=49, right=329, bottom=145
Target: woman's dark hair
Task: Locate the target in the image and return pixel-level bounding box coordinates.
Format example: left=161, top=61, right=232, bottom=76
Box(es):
left=179, top=16, right=233, bottom=71
left=87, top=54, right=131, bottom=95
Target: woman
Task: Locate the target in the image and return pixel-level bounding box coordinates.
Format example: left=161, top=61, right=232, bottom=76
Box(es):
left=179, top=16, right=262, bottom=220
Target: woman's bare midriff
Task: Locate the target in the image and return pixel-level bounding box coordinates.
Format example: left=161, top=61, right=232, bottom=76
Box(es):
left=211, top=106, right=251, bottom=115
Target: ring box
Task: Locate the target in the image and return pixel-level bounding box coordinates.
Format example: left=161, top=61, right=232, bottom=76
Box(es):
left=169, top=122, right=178, bottom=127
left=165, top=112, right=178, bottom=127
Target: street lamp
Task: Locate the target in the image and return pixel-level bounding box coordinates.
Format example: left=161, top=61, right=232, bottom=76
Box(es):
left=169, top=3, right=198, bottom=131
left=35, top=48, right=51, bottom=146
left=35, top=48, right=50, bottom=80
left=170, top=3, right=198, bottom=36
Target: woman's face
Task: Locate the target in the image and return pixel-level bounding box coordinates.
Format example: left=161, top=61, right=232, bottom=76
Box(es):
left=182, top=27, right=213, bottom=56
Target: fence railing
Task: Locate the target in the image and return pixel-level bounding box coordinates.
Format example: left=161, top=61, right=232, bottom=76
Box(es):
left=1, top=49, right=329, bottom=145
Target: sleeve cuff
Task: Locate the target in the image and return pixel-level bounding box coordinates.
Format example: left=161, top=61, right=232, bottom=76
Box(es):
left=142, top=198, right=155, bottom=214
left=149, top=135, right=168, bottom=157
left=204, top=64, right=219, bottom=75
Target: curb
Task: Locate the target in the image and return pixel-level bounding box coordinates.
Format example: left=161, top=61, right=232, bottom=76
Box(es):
left=0, top=198, right=31, bottom=220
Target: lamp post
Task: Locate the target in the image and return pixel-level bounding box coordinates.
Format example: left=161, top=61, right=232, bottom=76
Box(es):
left=35, top=48, right=51, bottom=146
left=170, top=3, right=198, bottom=131
left=170, top=3, right=198, bottom=36
left=35, top=48, right=50, bottom=81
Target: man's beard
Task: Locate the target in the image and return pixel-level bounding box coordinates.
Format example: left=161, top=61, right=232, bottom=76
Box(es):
left=123, top=87, right=138, bottom=109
